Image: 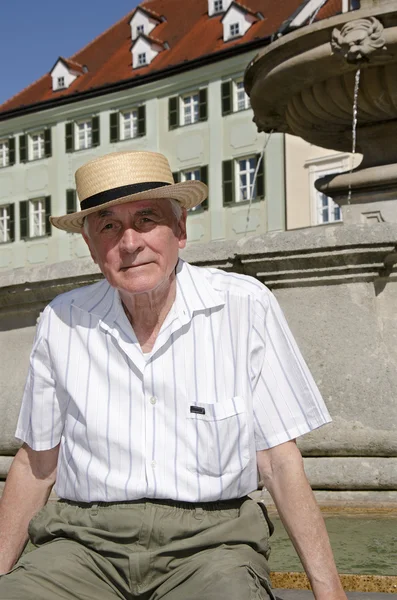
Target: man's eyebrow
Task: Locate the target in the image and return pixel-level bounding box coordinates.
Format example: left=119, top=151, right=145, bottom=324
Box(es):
left=96, top=209, right=114, bottom=218
left=135, top=208, right=159, bottom=216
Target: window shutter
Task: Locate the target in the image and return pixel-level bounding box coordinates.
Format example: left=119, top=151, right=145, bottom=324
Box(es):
left=66, top=190, right=77, bottom=214
left=221, top=81, right=233, bottom=116
left=45, top=196, right=52, bottom=236
left=8, top=137, right=15, bottom=166
left=255, top=153, right=265, bottom=198
left=168, top=96, right=179, bottom=130
left=65, top=123, right=74, bottom=152
left=9, top=204, right=15, bottom=242
left=44, top=128, right=52, bottom=157
left=222, top=160, right=234, bottom=206
left=92, top=117, right=100, bottom=147
left=19, top=134, right=27, bottom=163
left=109, top=112, right=119, bottom=143
left=172, top=171, right=180, bottom=183
left=199, top=165, right=209, bottom=210
left=137, top=105, right=146, bottom=137
left=199, top=88, right=208, bottom=121
left=20, top=200, right=29, bottom=240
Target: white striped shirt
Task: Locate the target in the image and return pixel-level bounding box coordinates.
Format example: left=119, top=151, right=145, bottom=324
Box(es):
left=16, top=259, right=331, bottom=502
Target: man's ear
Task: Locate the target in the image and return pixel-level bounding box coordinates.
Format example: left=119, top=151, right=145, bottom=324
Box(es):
left=178, top=209, right=187, bottom=250
left=81, top=230, right=98, bottom=265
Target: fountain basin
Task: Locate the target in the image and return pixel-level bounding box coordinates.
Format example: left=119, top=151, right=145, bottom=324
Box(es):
left=245, top=1, right=397, bottom=224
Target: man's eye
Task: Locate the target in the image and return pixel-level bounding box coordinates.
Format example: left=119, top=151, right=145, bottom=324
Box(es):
left=101, top=223, right=114, bottom=231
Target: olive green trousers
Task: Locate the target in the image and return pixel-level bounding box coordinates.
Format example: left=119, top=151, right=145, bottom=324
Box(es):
left=0, top=496, right=276, bottom=599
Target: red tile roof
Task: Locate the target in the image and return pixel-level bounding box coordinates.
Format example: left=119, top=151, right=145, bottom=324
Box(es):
left=0, top=0, right=340, bottom=117
left=60, top=58, right=86, bottom=75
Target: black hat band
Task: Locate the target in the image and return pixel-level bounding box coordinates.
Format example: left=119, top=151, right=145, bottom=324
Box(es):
left=80, top=181, right=172, bottom=211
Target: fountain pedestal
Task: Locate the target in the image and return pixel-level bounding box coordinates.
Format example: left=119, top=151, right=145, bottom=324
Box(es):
left=245, top=0, right=397, bottom=223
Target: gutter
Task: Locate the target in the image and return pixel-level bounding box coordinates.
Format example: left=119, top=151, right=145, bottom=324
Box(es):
left=0, top=36, right=272, bottom=122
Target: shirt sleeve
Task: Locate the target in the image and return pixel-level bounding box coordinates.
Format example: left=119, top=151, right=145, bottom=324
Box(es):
left=251, top=289, right=332, bottom=451
left=15, top=306, right=65, bottom=450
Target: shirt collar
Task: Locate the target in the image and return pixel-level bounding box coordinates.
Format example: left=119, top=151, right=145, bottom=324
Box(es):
left=174, top=259, right=225, bottom=323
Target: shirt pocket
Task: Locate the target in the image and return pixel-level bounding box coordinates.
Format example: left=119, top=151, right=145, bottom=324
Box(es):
left=186, top=396, right=250, bottom=477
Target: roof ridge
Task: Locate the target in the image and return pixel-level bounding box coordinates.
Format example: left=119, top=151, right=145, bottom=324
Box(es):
left=137, top=5, right=163, bottom=19
left=69, top=8, right=134, bottom=62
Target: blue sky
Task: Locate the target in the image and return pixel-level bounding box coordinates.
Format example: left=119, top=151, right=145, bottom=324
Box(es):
left=0, top=1, right=141, bottom=106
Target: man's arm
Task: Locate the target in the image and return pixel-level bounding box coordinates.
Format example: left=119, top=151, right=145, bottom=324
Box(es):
left=257, top=440, right=347, bottom=600
left=0, top=443, right=59, bottom=574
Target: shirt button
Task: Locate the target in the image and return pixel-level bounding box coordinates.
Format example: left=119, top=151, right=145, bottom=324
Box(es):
left=150, top=396, right=157, bottom=405
left=151, top=460, right=157, bottom=468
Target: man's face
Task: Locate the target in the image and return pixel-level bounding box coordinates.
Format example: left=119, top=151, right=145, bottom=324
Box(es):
left=82, top=199, right=187, bottom=296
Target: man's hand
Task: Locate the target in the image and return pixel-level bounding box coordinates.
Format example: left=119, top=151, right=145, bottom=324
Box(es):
left=0, top=443, right=59, bottom=574
left=257, top=441, right=347, bottom=600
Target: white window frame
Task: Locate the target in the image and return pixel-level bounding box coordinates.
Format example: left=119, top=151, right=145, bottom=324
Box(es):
left=137, top=52, right=147, bottom=66
left=57, top=76, right=65, bottom=89
left=181, top=168, right=203, bottom=212
left=214, top=0, right=223, bottom=12
left=236, top=155, right=257, bottom=203
left=121, top=109, right=138, bottom=140
left=181, top=92, right=200, bottom=126
left=0, top=140, right=9, bottom=168
left=136, top=24, right=145, bottom=35
left=229, top=22, right=240, bottom=38
left=29, top=198, right=46, bottom=238
left=307, top=154, right=350, bottom=225
left=29, top=131, right=45, bottom=161
left=234, top=79, right=250, bottom=112
left=0, top=204, right=11, bottom=243
left=76, top=120, right=93, bottom=151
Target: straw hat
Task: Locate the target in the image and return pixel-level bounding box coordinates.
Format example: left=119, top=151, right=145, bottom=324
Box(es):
left=50, top=151, right=208, bottom=233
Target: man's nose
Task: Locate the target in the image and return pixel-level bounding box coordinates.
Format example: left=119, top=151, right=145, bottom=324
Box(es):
left=119, top=227, right=144, bottom=253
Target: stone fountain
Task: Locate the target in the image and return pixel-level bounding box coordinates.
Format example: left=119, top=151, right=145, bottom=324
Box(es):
left=245, top=0, right=397, bottom=224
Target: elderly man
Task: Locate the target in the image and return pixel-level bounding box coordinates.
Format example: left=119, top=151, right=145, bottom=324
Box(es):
left=0, top=151, right=347, bottom=600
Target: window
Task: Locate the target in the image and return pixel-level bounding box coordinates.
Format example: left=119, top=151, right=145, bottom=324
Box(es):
left=221, top=79, right=250, bottom=115
left=57, top=76, right=65, bottom=89
left=214, top=0, right=223, bottom=12
left=0, top=140, right=9, bottom=168
left=20, top=197, right=51, bottom=240
left=109, top=107, right=146, bottom=142
left=0, top=204, right=14, bottom=243
left=235, top=81, right=250, bottom=111
left=173, top=166, right=208, bottom=211
left=229, top=23, right=240, bottom=37
left=30, top=198, right=46, bottom=237
left=19, top=129, right=51, bottom=162
left=316, top=190, right=342, bottom=224
left=31, top=132, right=45, bottom=160
left=138, top=52, right=147, bottom=66
left=136, top=24, right=145, bottom=35
left=238, top=156, right=256, bottom=202
left=182, top=94, right=199, bottom=125
left=122, top=110, right=138, bottom=140
left=77, top=121, right=92, bottom=150
left=169, top=90, right=208, bottom=129
left=65, top=118, right=100, bottom=153
left=222, top=155, right=264, bottom=206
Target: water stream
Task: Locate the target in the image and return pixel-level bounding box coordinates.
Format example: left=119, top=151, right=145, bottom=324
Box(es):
left=347, top=68, right=361, bottom=204
left=244, top=130, right=274, bottom=236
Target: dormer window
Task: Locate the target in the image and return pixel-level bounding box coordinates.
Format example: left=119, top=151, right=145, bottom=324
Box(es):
left=208, top=0, right=232, bottom=16
left=214, top=0, right=223, bottom=13
left=221, top=3, right=256, bottom=42
left=130, top=7, right=161, bottom=41
left=50, top=57, right=85, bottom=92
left=138, top=52, right=147, bottom=66
left=132, top=36, right=163, bottom=69
left=230, top=22, right=240, bottom=37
